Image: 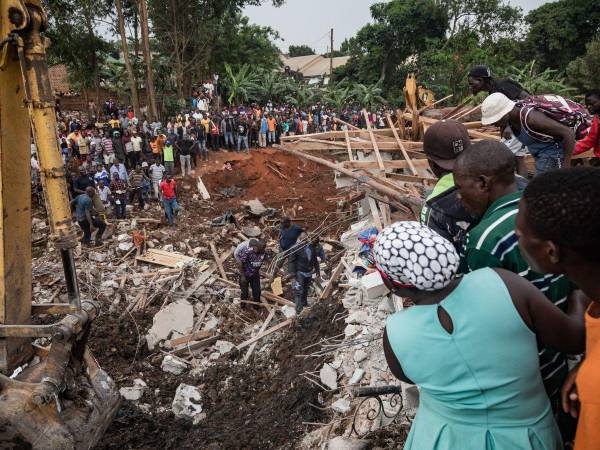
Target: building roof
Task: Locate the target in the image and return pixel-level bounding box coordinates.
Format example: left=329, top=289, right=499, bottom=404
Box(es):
left=48, top=64, right=71, bottom=94
left=280, top=54, right=349, bottom=78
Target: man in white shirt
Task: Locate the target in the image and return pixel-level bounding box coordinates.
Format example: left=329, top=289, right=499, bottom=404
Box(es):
left=130, top=130, right=143, bottom=168
left=149, top=158, right=166, bottom=200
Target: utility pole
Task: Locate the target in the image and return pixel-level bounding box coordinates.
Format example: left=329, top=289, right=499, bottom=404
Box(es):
left=329, top=28, right=334, bottom=80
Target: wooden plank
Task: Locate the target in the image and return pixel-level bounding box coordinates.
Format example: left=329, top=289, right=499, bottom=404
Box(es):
left=468, top=129, right=500, bottom=140
left=136, top=248, right=196, bottom=268
left=367, top=196, right=383, bottom=230
left=210, top=243, right=228, bottom=281
left=343, top=128, right=354, bottom=161
left=167, top=330, right=212, bottom=348
left=31, top=303, right=78, bottom=315
left=385, top=112, right=418, bottom=175
left=271, top=276, right=283, bottom=296
left=362, top=109, right=385, bottom=171
left=171, top=335, right=219, bottom=356
left=196, top=176, right=211, bottom=200
left=180, top=265, right=217, bottom=302
left=217, top=277, right=294, bottom=306
left=342, top=159, right=429, bottom=170
left=243, top=308, right=276, bottom=362
left=236, top=318, right=294, bottom=350
left=319, top=261, right=344, bottom=301
left=115, top=268, right=182, bottom=281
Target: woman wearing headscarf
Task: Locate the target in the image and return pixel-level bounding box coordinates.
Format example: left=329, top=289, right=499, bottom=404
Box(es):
left=375, top=221, right=584, bottom=450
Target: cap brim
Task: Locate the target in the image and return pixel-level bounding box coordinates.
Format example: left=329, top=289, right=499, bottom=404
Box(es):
left=430, top=157, right=456, bottom=171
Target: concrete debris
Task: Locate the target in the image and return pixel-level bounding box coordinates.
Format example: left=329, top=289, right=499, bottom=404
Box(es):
left=281, top=305, right=296, bottom=319
left=353, top=349, right=368, bottom=363
left=243, top=198, right=267, bottom=216
left=146, top=300, right=194, bottom=350
left=214, top=340, right=235, bottom=355
left=88, top=251, right=107, bottom=263
left=119, top=378, right=147, bottom=401
left=345, top=310, right=371, bottom=326
left=348, top=368, right=365, bottom=385
left=344, top=324, right=359, bottom=338
left=117, top=233, right=131, bottom=242
left=118, top=241, right=134, bottom=252
left=171, top=383, right=203, bottom=422
left=360, top=271, right=390, bottom=300
left=242, top=225, right=261, bottom=238
left=161, top=355, right=189, bottom=375
left=331, top=398, right=351, bottom=414
left=327, top=436, right=371, bottom=450
left=319, top=363, right=338, bottom=390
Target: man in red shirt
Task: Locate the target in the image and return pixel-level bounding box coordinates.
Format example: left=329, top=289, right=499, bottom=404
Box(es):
left=574, top=92, right=600, bottom=158
left=159, top=174, right=180, bottom=225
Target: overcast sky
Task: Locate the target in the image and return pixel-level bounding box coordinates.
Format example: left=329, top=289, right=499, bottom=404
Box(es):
left=243, top=0, right=552, bottom=54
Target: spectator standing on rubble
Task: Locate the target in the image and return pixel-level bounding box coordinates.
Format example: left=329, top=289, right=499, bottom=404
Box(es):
left=276, top=217, right=303, bottom=273
left=72, top=167, right=95, bottom=196
left=149, top=158, right=166, bottom=200
left=234, top=238, right=257, bottom=263
left=130, top=129, right=143, bottom=168
left=128, top=166, right=148, bottom=210
left=71, top=186, right=106, bottom=246
left=160, top=173, right=179, bottom=226
left=96, top=180, right=111, bottom=211
left=454, top=140, right=589, bottom=441
left=481, top=93, right=582, bottom=173
left=238, top=240, right=267, bottom=308
left=288, top=232, right=322, bottom=315
left=163, top=140, right=175, bottom=175
left=573, top=91, right=600, bottom=160
left=419, top=120, right=475, bottom=252
left=515, top=167, right=600, bottom=450
left=375, top=221, right=583, bottom=450
left=237, top=117, right=249, bottom=153
left=175, top=136, right=193, bottom=177
left=110, top=158, right=128, bottom=184
left=109, top=172, right=128, bottom=219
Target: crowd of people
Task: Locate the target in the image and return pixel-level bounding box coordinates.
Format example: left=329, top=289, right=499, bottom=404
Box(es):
left=377, top=65, right=600, bottom=450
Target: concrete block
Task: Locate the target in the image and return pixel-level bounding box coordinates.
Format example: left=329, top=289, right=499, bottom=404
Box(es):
left=360, top=271, right=390, bottom=300
left=331, top=398, right=351, bottom=414
left=320, top=363, right=338, bottom=390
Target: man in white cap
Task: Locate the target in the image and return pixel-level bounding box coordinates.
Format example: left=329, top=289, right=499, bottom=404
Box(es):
left=480, top=92, right=579, bottom=173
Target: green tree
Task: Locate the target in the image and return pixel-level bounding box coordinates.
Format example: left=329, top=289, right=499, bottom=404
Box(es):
left=323, top=84, right=354, bottom=110
left=288, top=45, right=315, bottom=57
left=523, top=0, right=600, bottom=71
left=223, top=63, right=258, bottom=105
left=567, top=37, right=600, bottom=93
left=352, top=83, right=386, bottom=110
left=510, top=60, right=575, bottom=96
left=252, top=70, right=290, bottom=104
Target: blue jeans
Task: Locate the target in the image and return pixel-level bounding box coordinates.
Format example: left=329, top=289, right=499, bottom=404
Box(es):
left=268, top=131, right=276, bottom=145
left=162, top=198, right=180, bottom=225
left=237, top=135, right=249, bottom=153
left=224, top=131, right=234, bottom=148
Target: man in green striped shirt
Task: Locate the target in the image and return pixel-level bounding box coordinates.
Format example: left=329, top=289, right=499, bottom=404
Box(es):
left=454, top=140, right=588, bottom=438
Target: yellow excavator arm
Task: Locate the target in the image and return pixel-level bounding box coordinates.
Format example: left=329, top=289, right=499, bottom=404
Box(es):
left=0, top=0, right=118, bottom=447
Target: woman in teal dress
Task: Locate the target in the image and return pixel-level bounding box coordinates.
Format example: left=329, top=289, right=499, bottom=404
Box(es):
left=373, top=221, right=585, bottom=450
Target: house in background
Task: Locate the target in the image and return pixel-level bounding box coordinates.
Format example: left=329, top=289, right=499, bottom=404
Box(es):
left=280, top=54, right=349, bottom=85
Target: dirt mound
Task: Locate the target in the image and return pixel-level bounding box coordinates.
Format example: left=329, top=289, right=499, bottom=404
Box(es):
left=95, top=298, right=345, bottom=450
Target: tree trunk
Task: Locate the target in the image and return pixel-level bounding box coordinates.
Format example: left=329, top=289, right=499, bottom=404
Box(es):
left=115, top=0, right=141, bottom=118
left=139, top=0, right=158, bottom=120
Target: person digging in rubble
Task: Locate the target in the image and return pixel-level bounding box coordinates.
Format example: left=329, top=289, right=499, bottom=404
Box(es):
left=454, top=140, right=589, bottom=442
left=238, top=239, right=267, bottom=309
left=234, top=238, right=258, bottom=264
left=375, top=221, right=583, bottom=450
left=288, top=232, right=321, bottom=315
left=71, top=186, right=106, bottom=247
left=515, top=167, right=600, bottom=450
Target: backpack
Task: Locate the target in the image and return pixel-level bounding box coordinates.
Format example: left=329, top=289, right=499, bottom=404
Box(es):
left=517, top=95, right=592, bottom=142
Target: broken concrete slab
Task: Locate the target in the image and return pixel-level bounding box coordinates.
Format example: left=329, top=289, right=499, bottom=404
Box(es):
left=327, top=436, right=370, bottom=450
left=360, top=271, right=389, bottom=300
left=354, top=349, right=368, bottom=363
left=146, top=300, right=194, bottom=350
left=320, top=363, right=338, bottom=390
left=348, top=368, right=365, bottom=385
left=88, top=252, right=107, bottom=263
left=118, top=241, right=134, bottom=252
left=345, top=310, right=372, bottom=326
left=331, top=398, right=351, bottom=414
left=281, top=305, right=296, bottom=319
left=119, top=378, right=147, bottom=401
left=161, top=355, right=188, bottom=375
left=172, top=383, right=203, bottom=422
left=214, top=340, right=235, bottom=355
left=243, top=198, right=267, bottom=216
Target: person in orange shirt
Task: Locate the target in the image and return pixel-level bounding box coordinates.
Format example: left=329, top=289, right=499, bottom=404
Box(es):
left=516, top=167, right=600, bottom=450
left=267, top=114, right=276, bottom=146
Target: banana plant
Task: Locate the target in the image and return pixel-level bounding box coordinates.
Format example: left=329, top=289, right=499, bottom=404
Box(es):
left=223, top=63, right=258, bottom=105
left=352, top=82, right=387, bottom=110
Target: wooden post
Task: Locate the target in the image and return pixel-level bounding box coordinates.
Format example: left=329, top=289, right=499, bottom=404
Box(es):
left=343, top=129, right=354, bottom=161
left=210, top=243, right=228, bottom=281
left=385, top=112, right=418, bottom=175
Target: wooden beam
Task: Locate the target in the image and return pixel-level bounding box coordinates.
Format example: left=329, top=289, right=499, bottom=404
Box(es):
left=167, top=330, right=212, bottom=348
left=170, top=335, right=219, bottom=356
left=243, top=308, right=276, bottom=362
left=342, top=159, right=429, bottom=170
left=343, top=129, right=354, bottom=161
left=31, top=303, right=78, bottom=315
left=367, top=196, right=383, bottom=230
left=385, top=112, right=418, bottom=175
left=210, top=243, right=229, bottom=281
left=362, top=109, right=385, bottom=171
left=319, top=261, right=344, bottom=301
left=236, top=318, right=294, bottom=350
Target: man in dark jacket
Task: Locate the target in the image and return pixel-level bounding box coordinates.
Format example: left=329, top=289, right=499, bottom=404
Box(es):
left=419, top=120, right=477, bottom=253
left=288, top=232, right=321, bottom=315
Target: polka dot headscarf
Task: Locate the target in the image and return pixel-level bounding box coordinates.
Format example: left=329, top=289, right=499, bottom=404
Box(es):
left=373, top=221, right=459, bottom=291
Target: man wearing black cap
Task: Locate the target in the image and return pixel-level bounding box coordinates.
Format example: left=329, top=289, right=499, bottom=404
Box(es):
left=420, top=120, right=476, bottom=252
left=467, top=65, right=529, bottom=101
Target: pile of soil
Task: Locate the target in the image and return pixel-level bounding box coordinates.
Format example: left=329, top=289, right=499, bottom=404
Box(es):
left=94, top=298, right=345, bottom=450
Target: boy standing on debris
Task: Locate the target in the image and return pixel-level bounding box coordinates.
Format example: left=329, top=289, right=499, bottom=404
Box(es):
left=238, top=240, right=267, bottom=308
left=149, top=158, right=166, bottom=200
left=160, top=173, right=179, bottom=226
